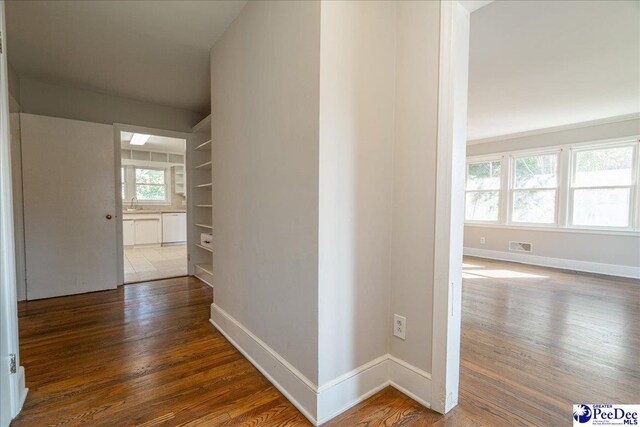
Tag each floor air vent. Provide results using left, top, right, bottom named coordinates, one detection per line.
left=509, top=241, right=532, bottom=253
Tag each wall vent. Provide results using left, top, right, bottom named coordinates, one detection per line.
left=509, top=241, right=532, bottom=253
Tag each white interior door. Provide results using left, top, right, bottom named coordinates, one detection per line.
left=1, top=1, right=25, bottom=422
left=21, top=114, right=117, bottom=300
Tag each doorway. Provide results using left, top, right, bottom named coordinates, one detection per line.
left=116, top=126, right=189, bottom=284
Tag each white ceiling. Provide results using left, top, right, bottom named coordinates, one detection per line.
left=468, top=0, right=640, bottom=141
left=6, top=0, right=247, bottom=114
left=121, top=132, right=185, bottom=153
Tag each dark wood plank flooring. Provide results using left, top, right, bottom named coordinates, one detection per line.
left=11, top=258, right=639, bottom=426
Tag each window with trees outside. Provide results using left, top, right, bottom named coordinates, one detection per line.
left=511, top=153, right=558, bottom=224
left=135, top=168, right=167, bottom=201
left=464, top=139, right=640, bottom=233
left=121, top=167, right=125, bottom=199
left=465, top=159, right=501, bottom=222
left=570, top=144, right=635, bottom=228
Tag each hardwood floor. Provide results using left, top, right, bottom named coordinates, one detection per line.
left=11, top=258, right=639, bottom=426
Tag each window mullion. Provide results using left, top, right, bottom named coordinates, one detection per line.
left=557, top=147, right=571, bottom=227
left=631, top=143, right=640, bottom=230
left=126, top=166, right=135, bottom=201
left=500, top=155, right=510, bottom=224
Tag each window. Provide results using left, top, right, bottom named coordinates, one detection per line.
left=465, top=140, right=640, bottom=232
left=510, top=153, right=558, bottom=224
left=135, top=168, right=167, bottom=201
left=121, top=167, right=126, bottom=199
left=465, top=159, right=501, bottom=222
left=570, top=145, right=635, bottom=228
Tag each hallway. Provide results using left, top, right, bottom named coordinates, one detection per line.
left=11, top=259, right=639, bottom=426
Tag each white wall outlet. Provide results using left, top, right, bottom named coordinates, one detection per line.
left=480, top=236, right=486, bottom=244
left=393, top=314, right=406, bottom=340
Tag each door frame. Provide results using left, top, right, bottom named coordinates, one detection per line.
left=0, top=0, right=27, bottom=423
left=430, top=0, right=492, bottom=414
left=113, top=124, right=191, bottom=285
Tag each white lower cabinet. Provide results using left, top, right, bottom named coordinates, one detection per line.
left=134, top=218, right=161, bottom=245
left=122, top=213, right=163, bottom=246
left=123, top=220, right=135, bottom=246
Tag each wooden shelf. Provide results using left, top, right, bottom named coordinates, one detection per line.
left=192, top=114, right=212, bottom=133
left=190, top=114, right=212, bottom=277
left=194, top=140, right=212, bottom=151
left=195, top=263, right=213, bottom=275
left=194, top=161, right=212, bottom=170
left=195, top=244, right=213, bottom=253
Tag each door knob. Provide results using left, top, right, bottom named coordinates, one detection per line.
left=106, top=214, right=113, bottom=220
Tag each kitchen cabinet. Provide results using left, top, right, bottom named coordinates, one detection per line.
left=122, top=213, right=162, bottom=246
left=123, top=220, right=135, bottom=246
left=134, top=217, right=161, bottom=245
left=162, top=213, right=186, bottom=243
left=122, top=212, right=185, bottom=247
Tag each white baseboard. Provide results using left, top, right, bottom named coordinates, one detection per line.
left=316, top=355, right=389, bottom=425
left=387, top=355, right=432, bottom=408
left=464, top=247, right=640, bottom=279
left=210, top=303, right=433, bottom=426
left=209, top=304, right=318, bottom=425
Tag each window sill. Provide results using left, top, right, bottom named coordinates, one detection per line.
left=464, top=222, right=640, bottom=237
left=123, top=201, right=172, bottom=206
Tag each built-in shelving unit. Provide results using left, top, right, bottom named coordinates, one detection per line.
left=188, top=114, right=213, bottom=289
left=194, top=161, right=212, bottom=169
left=195, top=244, right=213, bottom=253
left=197, top=263, right=213, bottom=275
left=194, top=140, right=212, bottom=151
left=174, top=165, right=186, bottom=196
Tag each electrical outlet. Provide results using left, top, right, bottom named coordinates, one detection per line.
left=393, top=314, right=406, bottom=340
left=480, top=237, right=486, bottom=244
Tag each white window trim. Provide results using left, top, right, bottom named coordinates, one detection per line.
left=464, top=156, right=502, bottom=224
left=567, top=141, right=638, bottom=231
left=122, top=165, right=172, bottom=205
left=507, top=149, right=561, bottom=226
left=465, top=137, right=640, bottom=235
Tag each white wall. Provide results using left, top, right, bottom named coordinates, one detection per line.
left=19, top=78, right=203, bottom=133
left=7, top=64, right=19, bottom=107
left=318, top=0, right=395, bottom=386
left=7, top=64, right=25, bottom=301
left=210, top=0, right=321, bottom=385
left=9, top=108, right=25, bottom=301
left=464, top=226, right=639, bottom=268
left=209, top=1, right=449, bottom=423
left=465, top=117, right=640, bottom=276
left=468, top=116, right=640, bottom=155
left=390, top=0, right=441, bottom=374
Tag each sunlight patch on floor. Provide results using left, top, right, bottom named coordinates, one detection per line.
left=462, top=272, right=485, bottom=279
left=464, top=269, right=547, bottom=279
left=462, top=262, right=484, bottom=269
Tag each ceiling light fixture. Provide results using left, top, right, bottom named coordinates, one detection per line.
left=130, top=133, right=151, bottom=146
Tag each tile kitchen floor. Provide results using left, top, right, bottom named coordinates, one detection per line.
left=124, top=244, right=187, bottom=283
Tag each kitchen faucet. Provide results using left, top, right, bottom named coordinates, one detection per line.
left=130, top=197, right=138, bottom=210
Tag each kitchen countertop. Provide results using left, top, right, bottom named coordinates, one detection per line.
left=122, top=209, right=186, bottom=214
